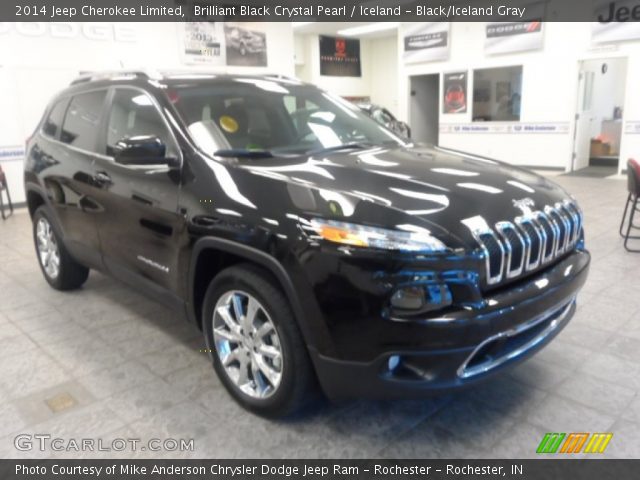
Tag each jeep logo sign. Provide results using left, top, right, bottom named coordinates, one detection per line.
left=0, top=23, right=137, bottom=42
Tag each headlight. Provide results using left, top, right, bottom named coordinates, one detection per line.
left=308, top=219, right=448, bottom=252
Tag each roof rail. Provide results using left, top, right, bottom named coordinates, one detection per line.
left=263, top=73, right=301, bottom=82
left=70, top=69, right=162, bottom=85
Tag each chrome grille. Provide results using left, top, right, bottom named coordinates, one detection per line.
left=495, top=222, right=525, bottom=278
left=464, top=199, right=584, bottom=286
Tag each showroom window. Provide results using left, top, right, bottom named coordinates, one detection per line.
left=106, top=89, right=175, bottom=158
left=60, top=90, right=107, bottom=151
left=42, top=99, right=68, bottom=139
left=472, top=66, right=522, bottom=121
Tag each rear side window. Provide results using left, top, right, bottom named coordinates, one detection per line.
left=42, top=99, right=68, bottom=138
left=60, top=90, right=107, bottom=151
left=106, top=89, right=175, bottom=157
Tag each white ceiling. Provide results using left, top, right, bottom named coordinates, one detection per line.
left=292, top=22, right=399, bottom=39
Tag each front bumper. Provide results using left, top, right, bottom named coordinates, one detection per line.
left=310, top=249, right=589, bottom=400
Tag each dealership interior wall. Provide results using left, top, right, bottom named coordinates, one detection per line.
left=2, top=21, right=640, bottom=202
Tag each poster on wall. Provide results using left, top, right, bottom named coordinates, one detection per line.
left=443, top=72, right=467, bottom=114
left=224, top=23, right=268, bottom=67
left=485, top=21, right=544, bottom=55
left=319, top=36, right=362, bottom=77
left=180, top=22, right=226, bottom=65
left=403, top=23, right=449, bottom=64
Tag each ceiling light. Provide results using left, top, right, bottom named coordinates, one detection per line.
left=337, top=23, right=400, bottom=36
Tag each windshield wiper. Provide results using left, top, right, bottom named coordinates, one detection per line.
left=309, top=142, right=374, bottom=156
left=214, top=149, right=274, bottom=159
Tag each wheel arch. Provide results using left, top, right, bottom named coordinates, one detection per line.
left=26, top=187, right=46, bottom=218
left=188, top=238, right=309, bottom=340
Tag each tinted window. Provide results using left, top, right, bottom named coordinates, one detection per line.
left=61, top=91, right=107, bottom=151
left=472, top=66, right=522, bottom=122
left=42, top=99, right=68, bottom=138
left=106, top=89, right=174, bottom=157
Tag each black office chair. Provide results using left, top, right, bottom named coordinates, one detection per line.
left=0, top=164, right=14, bottom=220
left=619, top=158, right=640, bottom=252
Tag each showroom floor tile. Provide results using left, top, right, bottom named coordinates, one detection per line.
left=0, top=173, right=639, bottom=458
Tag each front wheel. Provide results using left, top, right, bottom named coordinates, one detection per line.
left=32, top=206, right=89, bottom=290
left=202, top=264, right=316, bottom=417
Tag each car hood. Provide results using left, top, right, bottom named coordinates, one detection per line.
left=239, top=145, right=571, bottom=248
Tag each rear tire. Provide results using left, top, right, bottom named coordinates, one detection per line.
left=203, top=264, right=317, bottom=417
left=33, top=206, right=89, bottom=291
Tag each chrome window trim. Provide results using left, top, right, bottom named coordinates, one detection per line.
left=38, top=85, right=183, bottom=171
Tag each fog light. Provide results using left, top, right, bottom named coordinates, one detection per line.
left=390, top=286, right=425, bottom=310
left=390, top=283, right=453, bottom=315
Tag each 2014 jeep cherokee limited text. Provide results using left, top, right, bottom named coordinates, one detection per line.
left=24, top=71, right=590, bottom=417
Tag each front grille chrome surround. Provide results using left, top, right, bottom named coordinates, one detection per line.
left=463, top=199, right=584, bottom=286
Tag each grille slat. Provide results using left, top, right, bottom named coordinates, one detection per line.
left=496, top=222, right=525, bottom=278
left=536, top=212, right=556, bottom=262
left=464, top=199, right=583, bottom=286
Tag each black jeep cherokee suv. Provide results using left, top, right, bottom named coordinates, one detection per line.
left=24, top=71, right=589, bottom=417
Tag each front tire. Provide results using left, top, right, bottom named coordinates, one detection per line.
left=203, top=264, right=316, bottom=417
left=32, top=206, right=89, bottom=291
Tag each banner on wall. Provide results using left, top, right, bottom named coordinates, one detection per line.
left=593, top=0, right=640, bottom=43
left=319, top=36, right=361, bottom=77
left=440, top=122, right=570, bottom=134
left=224, top=23, right=268, bottom=67
left=592, top=22, right=640, bottom=44
left=0, top=146, right=25, bottom=162
left=180, top=22, right=225, bottom=65
left=403, top=23, right=449, bottom=64
left=485, top=21, right=544, bottom=54
left=443, top=72, right=467, bottom=114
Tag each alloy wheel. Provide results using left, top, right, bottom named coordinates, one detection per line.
left=36, top=217, right=60, bottom=279
left=212, top=290, right=283, bottom=398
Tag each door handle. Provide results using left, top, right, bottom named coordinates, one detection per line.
left=94, top=171, right=112, bottom=186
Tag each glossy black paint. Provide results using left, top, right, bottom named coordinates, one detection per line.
left=24, top=73, right=590, bottom=399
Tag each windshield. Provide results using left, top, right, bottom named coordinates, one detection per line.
left=170, top=78, right=407, bottom=156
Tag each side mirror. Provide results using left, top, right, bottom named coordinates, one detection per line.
left=114, top=136, right=178, bottom=168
